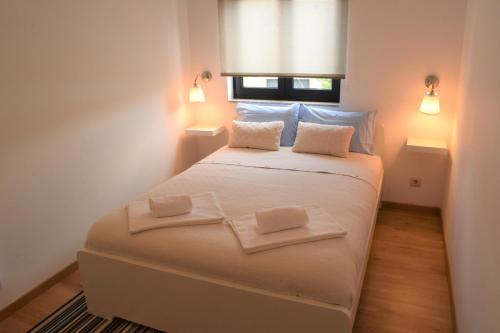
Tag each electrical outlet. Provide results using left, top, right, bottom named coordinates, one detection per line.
left=409, top=177, right=422, bottom=187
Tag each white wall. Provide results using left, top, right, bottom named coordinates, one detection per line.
left=187, top=0, right=466, bottom=207
left=443, top=0, right=500, bottom=332
left=0, top=0, right=196, bottom=309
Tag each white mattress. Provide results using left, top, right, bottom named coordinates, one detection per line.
left=85, top=147, right=383, bottom=309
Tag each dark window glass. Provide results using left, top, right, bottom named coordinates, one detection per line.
left=233, top=76, right=340, bottom=103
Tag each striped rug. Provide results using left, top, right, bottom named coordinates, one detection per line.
left=28, top=292, right=164, bottom=332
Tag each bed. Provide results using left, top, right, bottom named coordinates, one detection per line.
left=78, top=145, right=384, bottom=333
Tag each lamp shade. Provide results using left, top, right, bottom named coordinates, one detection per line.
left=419, top=91, right=440, bottom=115
left=189, top=85, right=205, bottom=103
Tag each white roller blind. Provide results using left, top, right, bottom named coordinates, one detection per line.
left=218, top=0, right=348, bottom=78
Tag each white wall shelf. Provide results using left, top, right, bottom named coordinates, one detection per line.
left=406, top=137, right=448, bottom=155
left=185, top=125, right=225, bottom=137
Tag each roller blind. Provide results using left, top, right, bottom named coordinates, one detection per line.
left=218, top=0, right=348, bottom=78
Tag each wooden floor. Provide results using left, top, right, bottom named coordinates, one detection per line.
left=0, top=205, right=453, bottom=333
left=0, top=270, right=82, bottom=333
left=353, top=205, right=453, bottom=333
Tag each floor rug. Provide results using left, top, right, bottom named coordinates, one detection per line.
left=28, top=292, right=164, bottom=332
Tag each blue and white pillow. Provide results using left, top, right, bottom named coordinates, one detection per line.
left=236, top=103, right=300, bottom=146
left=299, top=104, right=377, bottom=154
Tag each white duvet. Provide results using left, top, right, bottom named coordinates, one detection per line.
left=85, top=147, right=383, bottom=309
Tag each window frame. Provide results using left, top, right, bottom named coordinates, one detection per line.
left=232, top=76, right=341, bottom=103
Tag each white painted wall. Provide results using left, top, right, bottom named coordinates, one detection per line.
left=443, top=0, right=500, bottom=332
left=0, top=0, right=196, bottom=309
left=187, top=0, right=466, bottom=207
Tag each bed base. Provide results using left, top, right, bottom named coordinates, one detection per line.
left=79, top=250, right=351, bottom=333
left=78, top=176, right=382, bottom=333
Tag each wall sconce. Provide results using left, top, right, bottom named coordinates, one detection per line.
left=189, top=70, right=212, bottom=103
left=419, top=75, right=440, bottom=115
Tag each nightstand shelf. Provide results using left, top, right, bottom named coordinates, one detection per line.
left=185, top=125, right=225, bottom=137
left=406, top=137, right=448, bottom=155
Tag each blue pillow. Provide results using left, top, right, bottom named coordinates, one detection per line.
left=236, top=103, right=300, bottom=146
left=299, top=104, right=377, bottom=154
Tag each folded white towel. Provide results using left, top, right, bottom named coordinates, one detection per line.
left=229, top=205, right=346, bottom=254
left=255, top=206, right=309, bottom=234
left=128, top=192, right=225, bottom=234
left=149, top=194, right=192, bottom=218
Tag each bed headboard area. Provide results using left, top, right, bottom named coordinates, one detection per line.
left=234, top=102, right=384, bottom=159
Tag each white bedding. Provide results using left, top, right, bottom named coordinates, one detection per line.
left=85, top=147, right=383, bottom=309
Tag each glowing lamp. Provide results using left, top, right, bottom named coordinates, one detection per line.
left=419, top=75, right=440, bottom=115
left=189, top=70, right=212, bottom=103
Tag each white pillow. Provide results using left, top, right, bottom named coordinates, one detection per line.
left=292, top=122, right=355, bottom=158
left=229, top=120, right=284, bottom=151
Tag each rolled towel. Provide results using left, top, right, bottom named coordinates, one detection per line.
left=255, top=206, right=309, bottom=234
left=149, top=194, right=192, bottom=218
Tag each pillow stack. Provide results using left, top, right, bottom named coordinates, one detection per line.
left=229, top=102, right=377, bottom=157
left=236, top=103, right=299, bottom=146
left=298, top=104, right=377, bottom=155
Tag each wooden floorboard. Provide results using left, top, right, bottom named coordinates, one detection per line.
left=0, top=206, right=453, bottom=333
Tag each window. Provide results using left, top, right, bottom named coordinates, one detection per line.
left=232, top=77, right=341, bottom=103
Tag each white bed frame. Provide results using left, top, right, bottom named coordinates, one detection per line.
left=78, top=126, right=385, bottom=333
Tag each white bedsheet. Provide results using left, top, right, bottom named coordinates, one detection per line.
left=85, top=147, right=383, bottom=309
